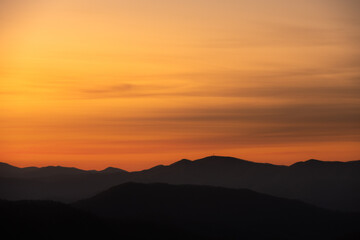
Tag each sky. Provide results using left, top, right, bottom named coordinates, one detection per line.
left=0, top=0, right=359, bottom=170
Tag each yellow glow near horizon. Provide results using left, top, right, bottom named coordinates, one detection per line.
left=0, top=0, right=359, bottom=170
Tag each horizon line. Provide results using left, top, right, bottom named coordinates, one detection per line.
left=1, top=155, right=359, bottom=172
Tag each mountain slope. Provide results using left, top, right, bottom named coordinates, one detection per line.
left=0, top=199, right=202, bottom=240
left=74, top=182, right=360, bottom=240
left=0, top=162, right=127, bottom=178
left=0, top=173, right=130, bottom=202
left=1, top=156, right=359, bottom=211
left=0, top=199, right=108, bottom=240
left=131, top=156, right=285, bottom=187
left=130, top=156, right=360, bottom=211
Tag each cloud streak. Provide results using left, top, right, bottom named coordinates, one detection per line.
left=1, top=0, right=359, bottom=169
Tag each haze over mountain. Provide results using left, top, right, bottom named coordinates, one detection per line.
left=2, top=183, right=359, bottom=240
left=73, top=182, right=360, bottom=239
left=2, top=1, right=358, bottom=239
left=0, top=162, right=127, bottom=178
left=1, top=156, right=359, bottom=211
left=0, top=198, right=200, bottom=240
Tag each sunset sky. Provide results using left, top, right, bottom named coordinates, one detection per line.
left=1, top=0, right=359, bottom=170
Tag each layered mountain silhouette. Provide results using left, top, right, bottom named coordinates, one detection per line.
left=1, top=156, right=359, bottom=211
left=0, top=162, right=127, bottom=178
left=0, top=199, right=108, bottom=240
left=73, top=182, right=360, bottom=239
left=0, top=198, right=200, bottom=240
left=2, top=183, right=359, bottom=240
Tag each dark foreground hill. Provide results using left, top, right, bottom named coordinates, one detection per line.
left=0, top=199, right=108, bottom=240
left=1, top=183, right=359, bottom=240
left=73, top=182, right=360, bottom=240
left=130, top=156, right=360, bottom=212
left=0, top=198, right=205, bottom=240
left=1, top=156, right=359, bottom=211
left=0, top=162, right=130, bottom=202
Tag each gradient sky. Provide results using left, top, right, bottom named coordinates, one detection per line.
left=1, top=0, right=359, bottom=170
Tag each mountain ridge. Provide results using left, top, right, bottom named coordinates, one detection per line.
left=73, top=182, right=360, bottom=240
left=3, top=183, right=360, bottom=240
left=2, top=155, right=359, bottom=172
left=0, top=155, right=360, bottom=173
left=1, top=155, right=359, bottom=211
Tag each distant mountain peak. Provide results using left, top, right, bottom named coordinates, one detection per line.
left=195, top=155, right=250, bottom=164
left=306, top=159, right=322, bottom=162
left=200, top=155, right=233, bottom=159
left=43, top=165, right=81, bottom=170
left=101, top=167, right=127, bottom=173
left=145, top=164, right=166, bottom=172
left=291, top=159, right=324, bottom=167
left=170, top=159, right=192, bottom=166
left=0, top=162, right=17, bottom=168
left=167, top=156, right=252, bottom=168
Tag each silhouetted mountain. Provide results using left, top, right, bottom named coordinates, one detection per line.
left=0, top=162, right=127, bottom=178
left=100, top=167, right=128, bottom=174
left=2, top=179, right=359, bottom=239
left=0, top=162, right=38, bottom=178
left=0, top=163, right=130, bottom=202
left=0, top=199, right=108, bottom=240
left=1, top=156, right=359, bottom=211
left=0, top=199, right=202, bottom=240
left=73, top=182, right=360, bottom=240
left=130, top=156, right=360, bottom=212
left=132, top=156, right=285, bottom=186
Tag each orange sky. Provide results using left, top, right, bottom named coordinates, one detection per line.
left=0, top=0, right=359, bottom=170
